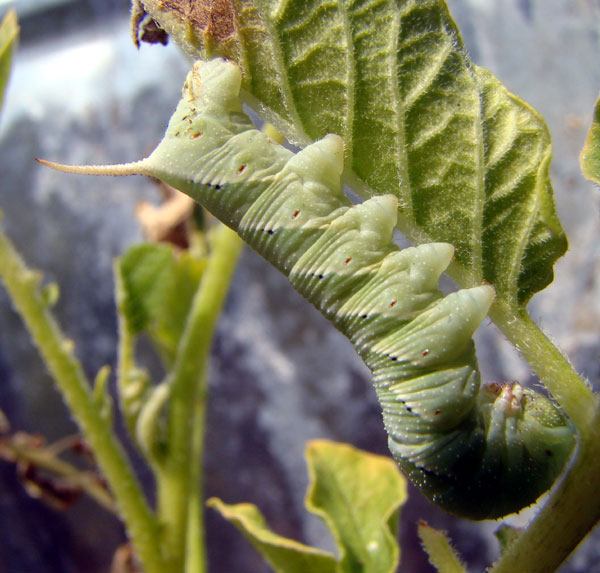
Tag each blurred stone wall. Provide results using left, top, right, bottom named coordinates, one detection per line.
left=0, top=0, right=598, bottom=571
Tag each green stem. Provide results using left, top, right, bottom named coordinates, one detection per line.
left=0, top=227, right=165, bottom=572
left=491, top=413, right=600, bottom=573
left=157, top=224, right=243, bottom=570
left=186, top=372, right=207, bottom=573
left=489, top=301, right=597, bottom=434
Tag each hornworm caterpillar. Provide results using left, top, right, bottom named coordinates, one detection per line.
left=40, top=59, right=575, bottom=520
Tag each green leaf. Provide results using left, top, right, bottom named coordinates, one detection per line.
left=474, top=66, right=567, bottom=306
left=417, top=521, right=466, bottom=573
left=117, top=243, right=205, bottom=365
left=0, top=9, right=18, bottom=115
left=114, top=242, right=204, bottom=438
left=92, top=365, right=113, bottom=422
left=207, top=498, right=338, bottom=573
left=580, top=95, right=600, bottom=185
left=141, top=0, right=566, bottom=308
left=305, top=440, right=407, bottom=573
left=494, top=524, right=522, bottom=555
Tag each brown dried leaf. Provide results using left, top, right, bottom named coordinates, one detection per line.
left=136, top=183, right=195, bottom=246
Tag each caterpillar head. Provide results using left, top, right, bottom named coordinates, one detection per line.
left=481, top=382, right=576, bottom=478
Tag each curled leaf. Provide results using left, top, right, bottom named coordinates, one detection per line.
left=580, top=95, right=600, bottom=185
left=305, top=440, right=407, bottom=573
left=207, top=498, right=337, bottom=573
left=92, top=365, right=113, bottom=422
left=135, top=382, right=171, bottom=465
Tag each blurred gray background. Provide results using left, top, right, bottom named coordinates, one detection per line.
left=0, top=0, right=598, bottom=571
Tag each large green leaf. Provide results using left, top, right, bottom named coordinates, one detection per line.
left=581, top=95, right=600, bottom=185
left=305, top=440, right=406, bottom=573
left=138, top=0, right=566, bottom=307
left=0, top=9, right=18, bottom=114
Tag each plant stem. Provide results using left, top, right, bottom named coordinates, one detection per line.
left=114, top=259, right=151, bottom=439
left=491, top=413, right=600, bottom=573
left=186, top=374, right=207, bottom=573
left=1, top=435, right=117, bottom=513
left=157, top=224, right=243, bottom=571
left=0, top=227, right=165, bottom=572
left=489, top=300, right=597, bottom=434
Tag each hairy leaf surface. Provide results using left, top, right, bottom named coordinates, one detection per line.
left=417, top=522, right=466, bottom=573
left=139, top=0, right=566, bottom=307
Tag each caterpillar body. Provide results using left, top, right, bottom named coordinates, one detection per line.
left=41, top=59, right=575, bottom=520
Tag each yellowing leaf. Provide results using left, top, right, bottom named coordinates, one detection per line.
left=208, top=441, right=406, bottom=572
left=305, top=440, right=407, bottom=573
left=207, top=498, right=337, bottom=573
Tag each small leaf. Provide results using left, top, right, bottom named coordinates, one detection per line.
left=0, top=9, right=18, bottom=114
left=92, top=365, right=113, bottom=422
left=580, top=95, right=600, bottom=185
left=117, top=243, right=205, bottom=365
left=494, top=524, right=522, bottom=555
left=305, top=440, right=407, bottom=573
left=135, top=382, right=170, bottom=465
left=207, top=498, right=337, bottom=573
left=417, top=521, right=466, bottom=573
left=40, top=282, right=60, bottom=308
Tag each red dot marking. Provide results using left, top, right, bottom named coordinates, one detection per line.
left=237, top=164, right=247, bottom=174
left=344, top=257, right=352, bottom=264
left=191, top=131, right=203, bottom=139
left=434, top=409, right=442, bottom=415
left=292, top=209, right=301, bottom=219
left=421, top=349, right=430, bottom=357
left=389, top=299, right=397, bottom=308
